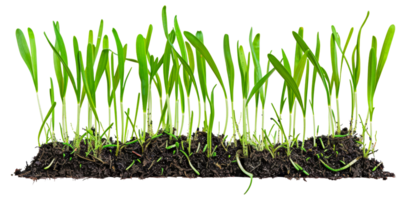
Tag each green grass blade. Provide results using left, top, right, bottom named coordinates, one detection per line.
left=331, top=26, right=342, bottom=51
left=168, top=51, right=181, bottom=95
left=268, top=54, right=304, bottom=112
left=78, top=51, right=100, bottom=122
left=223, top=34, right=234, bottom=102
left=38, top=102, right=57, bottom=146
left=49, top=22, right=73, bottom=100
left=293, top=53, right=307, bottom=86
left=163, top=31, right=174, bottom=93
left=237, top=44, right=248, bottom=97
left=330, top=33, right=340, bottom=98
left=176, top=49, right=201, bottom=105
left=95, top=50, right=109, bottom=88
left=246, top=68, right=276, bottom=105
left=145, top=23, right=155, bottom=54
left=41, top=31, right=80, bottom=99
left=136, top=34, right=149, bottom=113
left=124, top=66, right=134, bottom=94
left=16, top=29, right=36, bottom=91
left=269, top=102, right=279, bottom=118
left=279, top=83, right=287, bottom=114
left=112, top=28, right=125, bottom=98
left=341, top=26, right=356, bottom=66
left=184, top=31, right=227, bottom=98
left=148, top=56, right=158, bottom=79
left=292, top=31, right=331, bottom=105
left=86, top=44, right=96, bottom=105
left=73, top=36, right=82, bottom=101
left=27, top=28, right=38, bottom=91
left=160, top=4, right=170, bottom=40
left=375, top=25, right=395, bottom=92
left=279, top=47, right=295, bottom=112
left=174, top=16, right=190, bottom=95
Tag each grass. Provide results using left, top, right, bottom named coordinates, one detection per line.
left=15, top=6, right=395, bottom=194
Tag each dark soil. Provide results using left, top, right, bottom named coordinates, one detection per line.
left=14, top=128, right=395, bottom=180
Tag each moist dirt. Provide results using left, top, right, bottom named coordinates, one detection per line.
left=9, top=119, right=398, bottom=186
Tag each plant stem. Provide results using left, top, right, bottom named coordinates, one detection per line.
left=119, top=101, right=126, bottom=143
left=293, top=101, right=297, bottom=138
left=62, top=97, right=68, bottom=143
left=353, top=91, right=358, bottom=133
left=311, top=112, right=317, bottom=147
left=106, top=106, right=113, bottom=139
left=335, top=97, right=342, bottom=126
left=197, top=100, right=201, bottom=130
left=281, top=112, right=294, bottom=143
left=175, top=99, right=179, bottom=136
left=75, top=103, right=81, bottom=149
left=336, top=98, right=341, bottom=134
left=186, top=96, right=194, bottom=136
left=222, top=98, right=231, bottom=136
left=229, top=102, right=237, bottom=146
left=242, top=98, right=248, bottom=157
left=34, top=91, right=44, bottom=129
left=301, top=116, right=308, bottom=148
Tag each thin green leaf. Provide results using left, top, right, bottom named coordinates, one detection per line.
left=27, top=28, right=38, bottom=91
left=38, top=102, right=57, bottom=146
left=184, top=31, right=228, bottom=98
left=145, top=24, right=153, bottom=57
left=331, top=26, right=341, bottom=51
left=16, top=28, right=37, bottom=91
left=246, top=68, right=276, bottom=105
left=268, top=54, right=304, bottom=112
left=269, top=102, right=279, bottom=118
left=41, top=31, right=80, bottom=97
left=341, top=26, right=356, bottom=66
left=160, top=4, right=170, bottom=40
left=112, top=28, right=125, bottom=100
left=292, top=31, right=331, bottom=105
left=375, top=25, right=395, bottom=92
left=95, top=49, right=109, bottom=88
left=52, top=22, right=69, bottom=98
left=136, top=34, right=149, bottom=113
left=169, top=41, right=202, bottom=102
left=86, top=43, right=95, bottom=104
left=293, top=53, right=307, bottom=86
left=330, top=33, right=340, bottom=97
left=124, top=66, right=134, bottom=94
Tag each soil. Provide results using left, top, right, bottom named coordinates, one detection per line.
left=14, top=128, right=395, bottom=181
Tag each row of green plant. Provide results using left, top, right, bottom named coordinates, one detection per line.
left=16, top=7, right=395, bottom=193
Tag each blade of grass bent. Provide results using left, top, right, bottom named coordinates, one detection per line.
left=170, top=40, right=207, bottom=105
left=281, top=50, right=295, bottom=112
left=73, top=36, right=82, bottom=101
left=41, top=31, right=80, bottom=98
left=341, top=26, right=356, bottom=66
left=38, top=102, right=57, bottom=146
left=52, top=22, right=69, bottom=98
left=246, top=68, right=276, bottom=105
left=292, top=32, right=331, bottom=105
left=78, top=51, right=100, bottom=122
left=293, top=53, right=307, bottom=87
left=182, top=31, right=229, bottom=99
left=112, top=28, right=125, bottom=100
left=330, top=34, right=340, bottom=97
left=268, top=54, right=304, bottom=112
left=95, top=50, right=109, bottom=88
